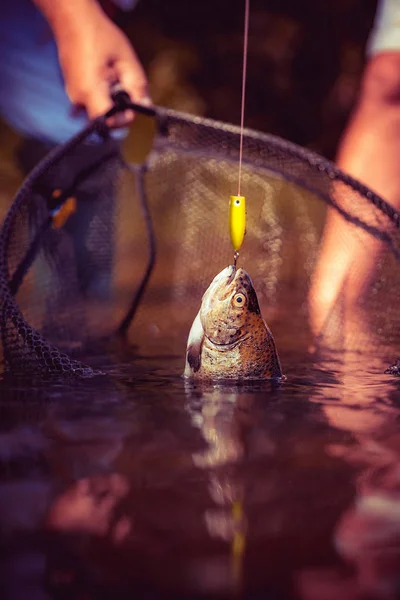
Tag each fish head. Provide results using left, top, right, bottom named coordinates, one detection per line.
left=200, top=265, right=261, bottom=346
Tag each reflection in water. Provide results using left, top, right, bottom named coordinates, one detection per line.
left=336, top=461, right=400, bottom=600
left=185, top=382, right=254, bottom=593
left=298, top=352, right=400, bottom=600
left=0, top=351, right=400, bottom=598
left=47, top=473, right=131, bottom=541
left=299, top=454, right=400, bottom=600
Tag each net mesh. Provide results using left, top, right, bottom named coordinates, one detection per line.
left=1, top=104, right=399, bottom=377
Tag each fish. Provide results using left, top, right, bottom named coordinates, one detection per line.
left=184, top=265, right=282, bottom=381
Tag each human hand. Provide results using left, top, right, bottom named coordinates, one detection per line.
left=54, top=2, right=150, bottom=126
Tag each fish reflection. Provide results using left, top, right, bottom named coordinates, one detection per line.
left=189, top=389, right=246, bottom=468
left=185, top=380, right=278, bottom=591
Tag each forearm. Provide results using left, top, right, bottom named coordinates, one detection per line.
left=32, top=0, right=148, bottom=118
left=32, top=0, right=104, bottom=39
left=337, top=54, right=400, bottom=208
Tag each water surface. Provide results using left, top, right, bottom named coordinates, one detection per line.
left=1, top=346, right=400, bottom=600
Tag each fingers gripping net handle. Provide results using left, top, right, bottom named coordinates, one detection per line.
left=108, top=85, right=157, bottom=118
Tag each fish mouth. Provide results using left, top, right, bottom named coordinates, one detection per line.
left=227, top=266, right=249, bottom=287
left=205, top=333, right=249, bottom=351
left=221, top=266, right=249, bottom=299
left=226, top=265, right=236, bottom=285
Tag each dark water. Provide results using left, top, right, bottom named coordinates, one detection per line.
left=1, top=347, right=400, bottom=600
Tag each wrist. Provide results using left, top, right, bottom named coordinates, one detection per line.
left=33, top=0, right=105, bottom=41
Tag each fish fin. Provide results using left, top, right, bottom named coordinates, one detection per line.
left=185, top=312, right=204, bottom=373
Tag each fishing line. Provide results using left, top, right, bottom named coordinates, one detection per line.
left=228, top=2, right=250, bottom=587
left=238, top=0, right=250, bottom=197
left=229, top=0, right=250, bottom=266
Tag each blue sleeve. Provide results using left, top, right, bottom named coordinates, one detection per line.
left=0, top=0, right=129, bottom=144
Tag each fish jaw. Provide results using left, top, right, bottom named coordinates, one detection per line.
left=201, top=265, right=236, bottom=314
left=198, top=317, right=282, bottom=381
left=185, top=315, right=283, bottom=382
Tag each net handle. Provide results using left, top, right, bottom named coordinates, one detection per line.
left=107, top=84, right=157, bottom=119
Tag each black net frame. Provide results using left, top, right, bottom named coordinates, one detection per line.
left=1, top=93, right=399, bottom=378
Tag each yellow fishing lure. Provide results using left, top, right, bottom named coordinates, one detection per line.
left=229, top=195, right=246, bottom=252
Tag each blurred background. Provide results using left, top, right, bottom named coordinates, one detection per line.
left=0, top=0, right=378, bottom=214
left=126, top=0, right=377, bottom=158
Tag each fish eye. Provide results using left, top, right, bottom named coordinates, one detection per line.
left=233, top=293, right=246, bottom=307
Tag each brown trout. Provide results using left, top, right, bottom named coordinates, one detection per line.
left=184, top=266, right=282, bottom=381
